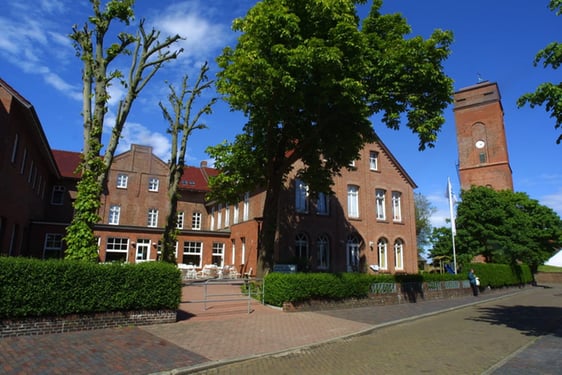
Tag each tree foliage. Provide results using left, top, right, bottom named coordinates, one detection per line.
left=517, top=0, right=562, bottom=144
left=159, top=63, right=217, bottom=263
left=208, top=0, right=453, bottom=276
left=415, top=192, right=437, bottom=253
left=64, top=0, right=182, bottom=261
left=454, top=186, right=562, bottom=273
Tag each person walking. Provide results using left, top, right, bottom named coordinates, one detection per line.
left=468, top=268, right=479, bottom=296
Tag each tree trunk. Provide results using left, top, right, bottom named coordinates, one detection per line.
left=257, top=168, right=284, bottom=278
left=161, top=165, right=182, bottom=263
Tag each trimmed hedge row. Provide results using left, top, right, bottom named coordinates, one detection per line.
left=263, top=263, right=533, bottom=307
left=469, top=263, right=533, bottom=288
left=0, top=257, right=182, bottom=318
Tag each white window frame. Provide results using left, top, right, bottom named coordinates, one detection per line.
left=394, top=239, right=404, bottom=270
left=347, top=235, right=361, bottom=272
left=316, top=192, right=329, bottom=215
left=295, top=179, right=309, bottom=213
left=296, top=232, right=309, bottom=261
left=105, top=237, right=129, bottom=262
left=148, top=177, right=159, bottom=192
left=177, top=212, right=184, bottom=229
left=231, top=239, right=236, bottom=265
left=217, top=204, right=222, bottom=229
left=11, top=134, right=19, bottom=164
left=182, top=241, right=203, bottom=267
left=316, top=234, right=329, bottom=270
left=135, top=239, right=151, bottom=262
left=51, top=185, right=65, bottom=205
left=233, top=204, right=239, bottom=224
left=210, top=207, right=215, bottom=231
left=347, top=185, right=359, bottom=218
left=20, top=148, right=27, bottom=174
left=243, top=192, right=249, bottom=221
left=224, top=205, right=230, bottom=228
left=28, top=161, right=34, bottom=183
left=378, top=238, right=388, bottom=270
left=147, top=208, right=158, bottom=227
left=109, top=205, right=121, bottom=225
left=212, top=242, right=225, bottom=266
left=192, top=211, right=202, bottom=230
left=43, top=233, right=63, bottom=259
left=241, top=237, right=246, bottom=265
left=376, top=189, right=386, bottom=220
left=392, top=191, right=402, bottom=222
left=369, top=151, right=379, bottom=171
left=116, top=173, right=128, bottom=189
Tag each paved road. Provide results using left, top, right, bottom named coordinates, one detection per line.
left=2, top=284, right=561, bottom=374
left=183, top=285, right=562, bottom=375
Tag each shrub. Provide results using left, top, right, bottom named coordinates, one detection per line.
left=0, top=257, right=181, bottom=318
left=263, top=264, right=532, bottom=307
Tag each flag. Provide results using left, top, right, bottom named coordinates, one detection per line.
left=447, top=177, right=457, bottom=236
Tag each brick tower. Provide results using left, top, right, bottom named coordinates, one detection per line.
left=453, top=81, right=513, bottom=191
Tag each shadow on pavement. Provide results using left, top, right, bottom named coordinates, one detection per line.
left=470, top=304, right=562, bottom=338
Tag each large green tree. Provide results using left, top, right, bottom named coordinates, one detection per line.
left=159, top=63, right=217, bottom=263
left=64, top=0, right=182, bottom=261
left=207, top=0, right=453, bottom=276
left=517, top=0, right=562, bottom=144
left=454, top=186, right=562, bottom=273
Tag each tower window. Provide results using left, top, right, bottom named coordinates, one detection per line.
left=479, top=152, right=486, bottom=163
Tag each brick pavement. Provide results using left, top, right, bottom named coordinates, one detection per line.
left=0, top=282, right=558, bottom=375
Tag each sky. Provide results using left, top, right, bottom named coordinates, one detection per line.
left=1, top=0, right=561, bottom=230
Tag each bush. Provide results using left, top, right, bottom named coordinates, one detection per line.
left=263, top=264, right=533, bottom=307
left=467, top=263, right=533, bottom=288
left=0, top=257, right=181, bottom=318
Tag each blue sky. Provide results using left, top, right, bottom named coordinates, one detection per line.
left=1, top=0, right=561, bottom=229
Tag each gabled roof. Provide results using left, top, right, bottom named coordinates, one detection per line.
left=52, top=150, right=82, bottom=179
left=0, top=77, right=60, bottom=178
left=178, top=165, right=215, bottom=192
left=374, top=134, right=418, bottom=189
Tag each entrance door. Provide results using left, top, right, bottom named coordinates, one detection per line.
left=135, top=239, right=150, bottom=262
left=346, top=234, right=361, bottom=272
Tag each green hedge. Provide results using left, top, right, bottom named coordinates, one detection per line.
left=467, top=263, right=533, bottom=288
left=263, top=263, right=533, bottom=307
left=0, top=257, right=181, bottom=318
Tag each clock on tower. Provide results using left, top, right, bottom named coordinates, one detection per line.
left=453, top=81, right=513, bottom=191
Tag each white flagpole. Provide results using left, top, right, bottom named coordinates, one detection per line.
left=448, top=177, right=457, bottom=274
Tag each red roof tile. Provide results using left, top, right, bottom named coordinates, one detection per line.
left=52, top=150, right=82, bottom=179
left=179, top=165, right=214, bottom=192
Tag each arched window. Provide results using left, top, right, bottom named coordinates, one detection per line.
left=347, top=234, right=361, bottom=272
left=295, top=233, right=309, bottom=261
left=394, top=239, right=404, bottom=270
left=316, top=234, right=330, bottom=270
left=378, top=238, right=388, bottom=270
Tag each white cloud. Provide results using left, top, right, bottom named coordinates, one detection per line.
left=43, top=72, right=82, bottom=100
left=151, top=1, right=232, bottom=67
left=541, top=188, right=562, bottom=218
left=113, top=121, right=171, bottom=161
left=0, top=2, right=80, bottom=100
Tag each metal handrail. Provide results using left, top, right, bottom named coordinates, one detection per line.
left=187, top=279, right=264, bottom=314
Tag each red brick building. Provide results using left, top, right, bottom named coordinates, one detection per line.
left=1, top=78, right=419, bottom=275
left=0, top=79, right=61, bottom=257
left=453, top=81, right=513, bottom=191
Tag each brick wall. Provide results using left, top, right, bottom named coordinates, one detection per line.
left=283, top=282, right=485, bottom=312
left=0, top=310, right=177, bottom=338
left=535, top=272, right=562, bottom=284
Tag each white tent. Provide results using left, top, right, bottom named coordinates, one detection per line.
left=545, top=249, right=562, bottom=267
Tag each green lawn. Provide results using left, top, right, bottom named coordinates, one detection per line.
left=538, top=264, right=562, bottom=273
